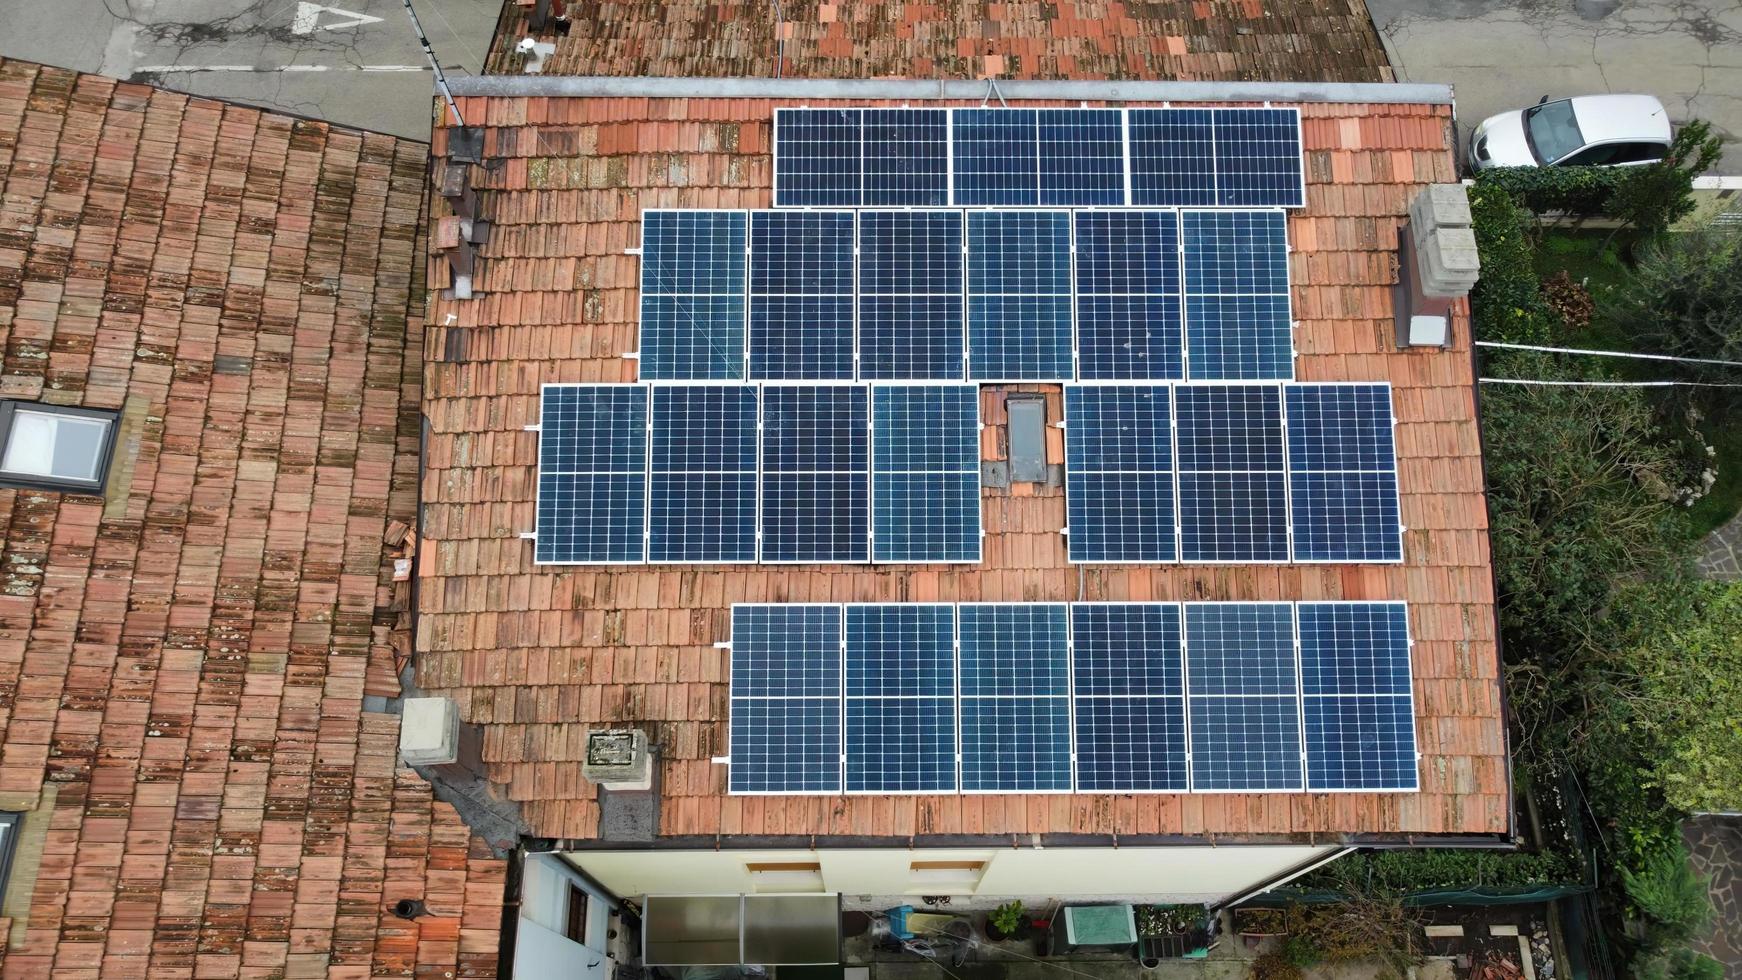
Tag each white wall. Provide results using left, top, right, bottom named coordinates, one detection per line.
left=562, top=844, right=1339, bottom=908
left=514, top=853, right=617, bottom=980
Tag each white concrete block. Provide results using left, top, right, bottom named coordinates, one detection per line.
left=399, top=697, right=459, bottom=766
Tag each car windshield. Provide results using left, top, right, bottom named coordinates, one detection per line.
left=1524, top=100, right=1585, bottom=163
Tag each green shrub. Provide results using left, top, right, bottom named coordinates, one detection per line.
left=1302, top=847, right=1583, bottom=893
left=1476, top=166, right=1628, bottom=216
left=1605, top=121, right=1724, bottom=241
left=1281, top=934, right=1324, bottom=969
left=1620, top=844, right=1711, bottom=948
left=1634, top=947, right=1724, bottom=980
left=1602, top=223, right=1742, bottom=376
left=1469, top=187, right=1557, bottom=343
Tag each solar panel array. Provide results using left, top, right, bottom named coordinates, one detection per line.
left=727, top=601, right=1419, bottom=794
left=1064, top=383, right=1403, bottom=564
left=773, top=107, right=1305, bottom=208
left=639, top=207, right=1293, bottom=383
left=536, top=384, right=981, bottom=564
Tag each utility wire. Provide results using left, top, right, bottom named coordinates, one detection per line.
left=1474, top=340, right=1742, bottom=370
left=1478, top=378, right=1742, bottom=389
left=399, top=0, right=464, bottom=126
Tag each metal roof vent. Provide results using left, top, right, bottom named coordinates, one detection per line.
left=583, top=728, right=652, bottom=790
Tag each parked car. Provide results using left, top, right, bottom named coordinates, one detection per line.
left=1467, top=94, right=1672, bottom=171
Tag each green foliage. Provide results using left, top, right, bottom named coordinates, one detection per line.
left=1479, top=352, right=1690, bottom=654
left=1634, top=947, right=1725, bottom=980
left=1603, top=224, right=1742, bottom=374
left=1250, top=951, right=1304, bottom=980
left=1476, top=165, right=1629, bottom=216
left=1280, top=934, right=1324, bottom=969
left=1284, top=898, right=1425, bottom=980
left=1136, top=903, right=1205, bottom=936
left=1606, top=121, right=1724, bottom=239
left=1469, top=188, right=1557, bottom=343
left=1306, top=847, right=1584, bottom=893
left=1620, top=844, right=1711, bottom=948
left=989, top=900, right=1025, bottom=935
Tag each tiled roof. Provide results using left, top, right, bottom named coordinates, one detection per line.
left=418, top=95, right=1509, bottom=843
left=485, top=0, right=1393, bottom=83
left=0, top=59, right=502, bottom=977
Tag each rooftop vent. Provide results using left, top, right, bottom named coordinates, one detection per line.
left=583, top=729, right=652, bottom=790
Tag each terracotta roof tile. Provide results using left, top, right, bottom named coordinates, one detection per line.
left=0, top=58, right=502, bottom=978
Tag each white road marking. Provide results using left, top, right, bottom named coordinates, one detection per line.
left=290, top=2, right=385, bottom=35
left=135, top=65, right=429, bottom=73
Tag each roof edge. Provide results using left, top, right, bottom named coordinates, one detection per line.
left=443, top=76, right=1454, bottom=105
left=534, top=832, right=1515, bottom=852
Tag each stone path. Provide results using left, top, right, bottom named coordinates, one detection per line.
left=1698, top=512, right=1742, bottom=580
left=1683, top=814, right=1742, bottom=974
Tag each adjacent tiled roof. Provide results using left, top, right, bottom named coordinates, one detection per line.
left=485, top=0, right=1393, bottom=83
left=418, top=95, right=1508, bottom=843
left=0, top=59, right=502, bottom=977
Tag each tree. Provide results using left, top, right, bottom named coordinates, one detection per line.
left=1603, top=223, right=1742, bottom=373
left=1605, top=120, right=1723, bottom=245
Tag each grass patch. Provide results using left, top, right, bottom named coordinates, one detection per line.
left=1531, top=230, right=1635, bottom=354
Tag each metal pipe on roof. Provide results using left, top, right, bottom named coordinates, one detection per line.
left=441, top=75, right=1455, bottom=105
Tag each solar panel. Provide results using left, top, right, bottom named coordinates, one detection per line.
left=966, top=211, right=1074, bottom=381
left=858, top=211, right=965, bottom=380
left=729, top=605, right=843, bottom=793
left=953, top=108, right=1040, bottom=206
left=1181, top=209, right=1292, bottom=381
left=1070, top=604, right=1187, bottom=791
left=844, top=604, right=957, bottom=792
left=1127, top=108, right=1216, bottom=207
left=536, top=385, right=648, bottom=564
left=863, top=108, right=949, bottom=206
left=1184, top=602, right=1303, bottom=791
left=1129, top=108, right=1304, bottom=208
left=1074, top=210, right=1183, bottom=381
left=1174, top=385, right=1288, bottom=562
left=760, top=385, right=870, bottom=563
left=1286, top=384, right=1404, bottom=562
left=772, top=108, right=860, bottom=207
left=748, top=211, right=855, bottom=380
left=1212, top=108, right=1306, bottom=208
left=957, top=604, right=1072, bottom=791
left=1039, top=109, right=1126, bottom=206
left=1064, top=386, right=1177, bottom=563
left=1298, top=602, right=1417, bottom=791
left=871, top=385, right=981, bottom=563
left=639, top=210, right=748, bottom=380
left=648, top=386, right=758, bottom=563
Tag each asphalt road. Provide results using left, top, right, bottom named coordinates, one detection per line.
left=0, top=0, right=501, bottom=140
left=1365, top=0, right=1742, bottom=173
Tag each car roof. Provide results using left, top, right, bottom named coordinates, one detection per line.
left=1567, top=94, right=1673, bottom=144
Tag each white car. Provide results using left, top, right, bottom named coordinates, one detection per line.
left=1467, top=94, right=1672, bottom=171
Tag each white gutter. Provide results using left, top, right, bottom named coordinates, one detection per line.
left=442, top=75, right=1455, bottom=105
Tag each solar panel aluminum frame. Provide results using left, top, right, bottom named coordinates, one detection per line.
left=954, top=601, right=1076, bottom=795
left=1067, top=601, right=1189, bottom=794
left=647, top=383, right=763, bottom=566
left=1207, top=107, right=1307, bottom=210
left=841, top=602, right=962, bottom=795
left=1285, top=382, right=1406, bottom=565
left=747, top=209, right=859, bottom=383
left=1298, top=599, right=1421, bottom=793
left=855, top=208, right=969, bottom=382
left=1060, top=384, right=1181, bottom=564
left=1178, top=207, right=1297, bottom=382
left=867, top=383, right=984, bottom=565
left=757, top=383, right=873, bottom=566
left=533, top=382, right=651, bottom=566
left=727, top=603, right=847, bottom=795
left=1173, top=381, right=1295, bottom=565
left=1126, top=107, right=1307, bottom=209
left=1181, top=600, right=1305, bottom=794
left=638, top=208, right=752, bottom=382
left=963, top=209, right=1079, bottom=384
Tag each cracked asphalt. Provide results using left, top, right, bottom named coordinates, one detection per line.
left=1366, top=0, right=1742, bottom=172
left=0, top=0, right=500, bottom=140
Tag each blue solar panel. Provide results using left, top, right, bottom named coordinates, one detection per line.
left=536, top=385, right=648, bottom=563
left=1182, top=210, right=1292, bottom=381
left=760, top=386, right=869, bottom=563
left=872, top=386, right=981, bottom=563
left=647, top=386, right=758, bottom=563
left=863, top=108, right=949, bottom=206
left=1075, top=210, right=1183, bottom=381
left=858, top=211, right=965, bottom=380
left=1212, top=108, right=1305, bottom=208
left=1064, top=386, right=1177, bottom=563
left=844, top=604, right=957, bottom=792
left=1127, top=108, right=1216, bottom=206
left=1039, top=109, right=1125, bottom=206
left=748, top=211, right=855, bottom=380
left=958, top=604, right=1071, bottom=791
left=966, top=211, right=1073, bottom=381
left=640, top=211, right=747, bottom=380
left=1285, top=384, right=1403, bottom=562
left=1174, top=385, right=1288, bottom=562
left=953, top=108, right=1039, bottom=206
left=773, top=108, right=860, bottom=207
left=1298, top=601, right=1416, bottom=791
left=1070, top=604, right=1187, bottom=791
left=729, top=605, right=843, bottom=793
left=1184, top=603, right=1302, bottom=791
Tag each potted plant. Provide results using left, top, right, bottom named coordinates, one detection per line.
left=985, top=900, right=1027, bottom=942
left=1234, top=907, right=1288, bottom=937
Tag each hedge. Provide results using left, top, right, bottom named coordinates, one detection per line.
left=1301, top=847, right=1585, bottom=893
left=1468, top=185, right=1557, bottom=343
left=1474, top=166, right=1629, bottom=217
